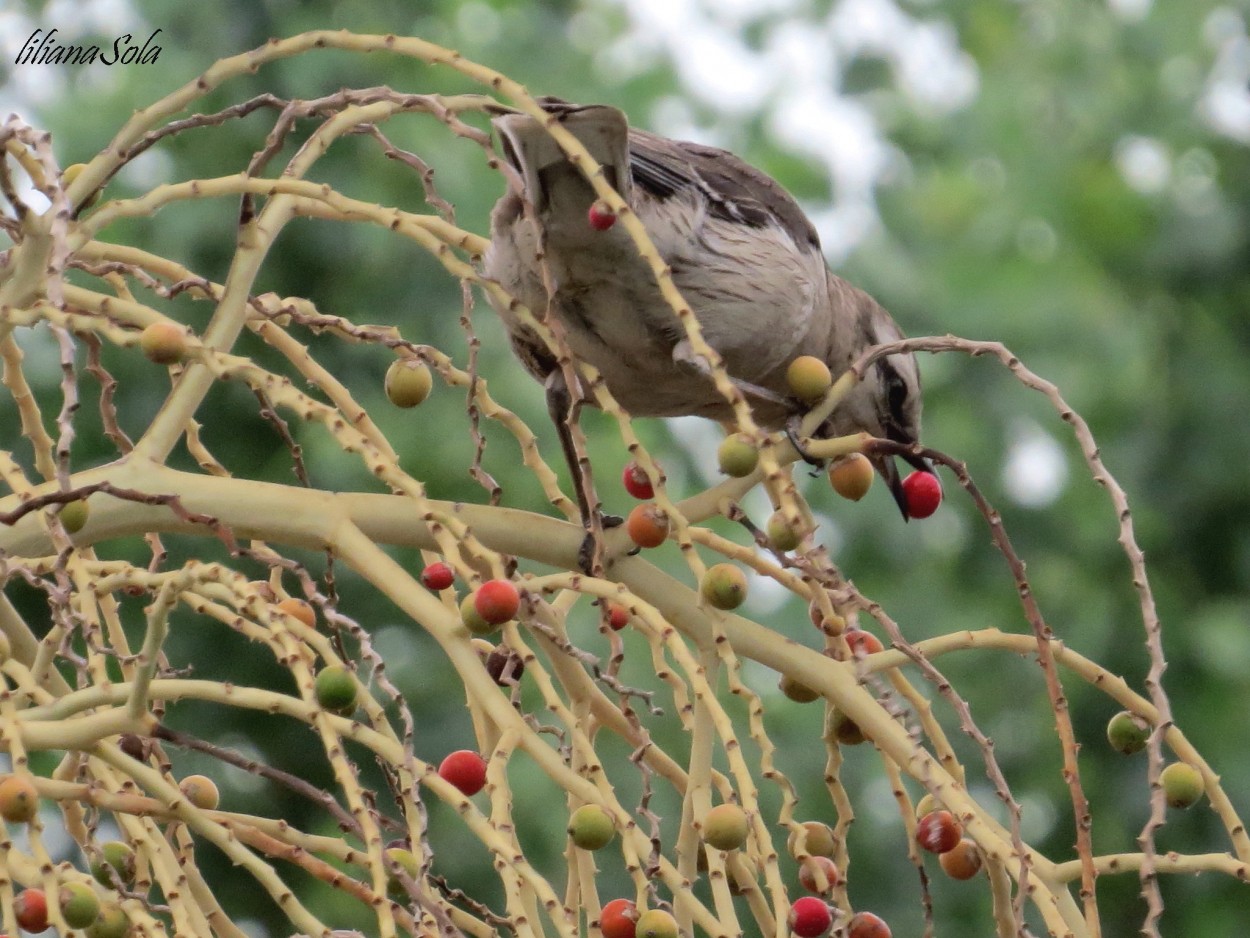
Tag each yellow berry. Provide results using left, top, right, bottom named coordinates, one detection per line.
left=786, top=356, right=833, bottom=402
left=568, top=803, right=616, bottom=850
left=701, top=563, right=748, bottom=611
left=717, top=433, right=759, bottom=477
left=179, top=774, right=219, bottom=810
left=139, top=322, right=188, bottom=364
left=701, top=803, right=749, bottom=851
left=385, top=360, right=434, bottom=407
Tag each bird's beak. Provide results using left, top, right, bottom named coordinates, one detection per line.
left=872, top=453, right=934, bottom=521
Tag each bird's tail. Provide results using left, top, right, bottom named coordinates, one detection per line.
left=492, top=101, right=631, bottom=226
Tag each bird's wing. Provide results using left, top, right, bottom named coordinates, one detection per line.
left=627, top=129, right=821, bottom=252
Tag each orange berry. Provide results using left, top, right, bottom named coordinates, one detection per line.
left=276, top=598, right=316, bottom=628
left=626, top=503, right=669, bottom=548
left=139, top=322, right=188, bottom=364
left=828, top=453, right=874, bottom=501
left=939, top=839, right=983, bottom=880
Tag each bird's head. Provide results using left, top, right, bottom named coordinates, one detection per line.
left=860, top=349, right=933, bottom=519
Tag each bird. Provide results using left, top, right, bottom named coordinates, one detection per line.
left=483, top=98, right=929, bottom=553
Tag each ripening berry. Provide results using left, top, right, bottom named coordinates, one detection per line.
left=1160, top=762, right=1205, bottom=808
left=701, top=563, right=748, bottom=611
left=568, top=803, right=616, bottom=850
left=902, top=470, right=942, bottom=519
left=118, top=733, right=150, bottom=761
left=788, top=896, right=833, bottom=938
left=844, top=628, right=883, bottom=656
left=626, top=503, right=669, bottom=548
left=460, top=592, right=497, bottom=636
left=385, top=846, right=420, bottom=901
left=179, top=774, right=219, bottom=810
left=85, top=902, right=128, bottom=938
left=60, top=881, right=101, bottom=929
left=421, top=562, right=455, bottom=591
left=847, top=911, right=892, bottom=938
left=787, top=821, right=837, bottom=859
left=60, top=499, right=89, bottom=534
left=314, top=665, right=358, bottom=714
left=829, top=709, right=866, bottom=746
left=485, top=645, right=525, bottom=685
left=384, top=359, right=434, bottom=408
left=779, top=673, right=820, bottom=703
left=438, top=750, right=488, bottom=796
left=634, top=909, right=678, bottom=938
left=91, top=841, right=136, bottom=887
left=621, top=461, right=655, bottom=500
left=916, top=810, right=963, bottom=854
left=276, top=597, right=316, bottom=628
left=139, top=322, right=188, bottom=364
left=600, top=898, right=639, bottom=938
left=766, top=510, right=802, bottom=552
left=0, top=773, right=40, bottom=823
left=798, top=855, right=842, bottom=893
left=15, top=887, right=48, bottom=932
left=828, top=453, right=874, bottom=501
left=588, top=200, right=617, bottom=231
left=701, top=803, right=749, bottom=851
left=475, top=579, right=521, bottom=625
left=939, top=838, right=983, bottom=880
left=1106, top=710, right=1150, bottom=755
left=62, top=162, right=101, bottom=209
left=606, top=602, right=631, bottom=631
left=786, top=356, right=833, bottom=402
left=717, top=434, right=759, bottom=477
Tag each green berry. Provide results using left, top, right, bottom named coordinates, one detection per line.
left=86, top=902, right=129, bottom=938
left=568, top=803, right=615, bottom=850
left=60, top=881, right=101, bottom=929
left=701, top=563, right=748, bottom=611
left=91, top=841, right=136, bottom=887
left=460, top=592, right=498, bottom=636
left=829, top=709, right=865, bottom=746
left=779, top=674, right=820, bottom=703
left=717, top=434, right=759, bottom=477
left=701, top=803, right=749, bottom=851
left=385, top=360, right=434, bottom=407
left=314, top=665, right=358, bottom=714
left=1106, top=710, right=1150, bottom=755
left=765, top=510, right=802, bottom=552
left=1160, top=762, right=1205, bottom=808
left=60, top=499, right=89, bottom=534
left=635, top=909, right=678, bottom=938
left=385, top=846, right=420, bottom=901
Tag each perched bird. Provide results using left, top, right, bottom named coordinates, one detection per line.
left=483, top=98, right=928, bottom=539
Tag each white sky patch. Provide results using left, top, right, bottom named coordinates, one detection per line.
left=1115, top=134, right=1172, bottom=194
left=1108, top=0, right=1153, bottom=23
left=1200, top=7, right=1250, bottom=143
left=1002, top=419, right=1068, bottom=508
left=602, top=0, right=978, bottom=255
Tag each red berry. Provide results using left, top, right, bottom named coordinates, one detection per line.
left=845, top=628, right=883, bottom=656
left=588, top=200, right=617, bottom=231
left=902, top=470, right=942, bottom=519
left=421, top=562, right=455, bottom=591
left=916, top=809, right=962, bottom=854
left=788, top=897, right=832, bottom=938
left=600, top=898, right=639, bottom=938
left=798, top=855, right=842, bottom=893
left=847, top=911, right=892, bottom=938
left=621, top=461, right=655, bottom=499
left=15, top=887, right=48, bottom=932
left=606, top=603, right=630, bottom=631
left=474, top=580, right=520, bottom=625
left=438, top=750, right=487, bottom=796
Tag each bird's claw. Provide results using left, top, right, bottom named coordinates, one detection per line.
left=576, top=513, right=625, bottom=575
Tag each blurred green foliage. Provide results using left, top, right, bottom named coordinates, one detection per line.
left=3, top=0, right=1247, bottom=934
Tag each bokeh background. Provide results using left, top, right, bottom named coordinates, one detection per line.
left=1, top=0, right=1248, bottom=934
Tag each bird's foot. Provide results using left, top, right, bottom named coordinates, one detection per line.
left=576, top=513, right=624, bottom=576
left=785, top=417, right=826, bottom=471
